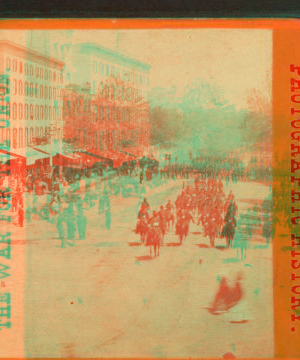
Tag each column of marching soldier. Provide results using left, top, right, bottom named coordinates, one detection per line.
left=136, top=176, right=272, bottom=259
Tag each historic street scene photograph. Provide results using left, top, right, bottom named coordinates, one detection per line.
left=0, top=29, right=273, bottom=358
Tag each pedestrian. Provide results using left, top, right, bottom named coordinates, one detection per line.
left=56, top=212, right=67, bottom=248
left=26, top=206, right=31, bottom=224
left=105, top=209, right=111, bottom=230
left=77, top=210, right=87, bottom=240
left=18, top=204, right=24, bottom=227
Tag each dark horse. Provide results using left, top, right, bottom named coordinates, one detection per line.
left=223, top=221, right=235, bottom=248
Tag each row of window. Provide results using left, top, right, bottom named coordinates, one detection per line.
left=0, top=125, right=148, bottom=151
left=8, top=103, right=61, bottom=121
left=92, top=82, right=146, bottom=103
left=92, top=60, right=149, bottom=86
left=76, top=128, right=149, bottom=151
left=12, top=79, right=62, bottom=100
left=5, top=57, right=63, bottom=82
left=92, top=105, right=146, bottom=124
left=0, top=126, right=48, bottom=149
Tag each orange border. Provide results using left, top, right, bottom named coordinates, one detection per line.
left=0, top=18, right=299, bottom=30
left=0, top=18, right=299, bottom=359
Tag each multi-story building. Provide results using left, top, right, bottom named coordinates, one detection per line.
left=0, top=40, right=65, bottom=175
left=62, top=42, right=151, bottom=166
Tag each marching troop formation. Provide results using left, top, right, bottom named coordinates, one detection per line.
left=136, top=177, right=241, bottom=258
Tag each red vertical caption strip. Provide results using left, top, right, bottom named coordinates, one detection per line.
left=273, top=27, right=300, bottom=358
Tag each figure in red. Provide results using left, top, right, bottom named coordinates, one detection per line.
left=18, top=204, right=24, bottom=227
left=175, top=208, right=195, bottom=245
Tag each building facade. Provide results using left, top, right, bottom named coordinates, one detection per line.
left=0, top=40, right=65, bottom=155
left=63, top=43, right=151, bottom=160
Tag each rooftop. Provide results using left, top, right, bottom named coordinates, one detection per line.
left=0, top=40, right=65, bottom=69
left=75, top=42, right=151, bottom=73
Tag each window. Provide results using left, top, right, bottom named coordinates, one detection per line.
left=93, top=61, right=97, bottom=73
left=13, top=129, right=17, bottom=149
left=40, top=105, right=43, bottom=120
left=13, top=79, right=17, bottom=95
left=25, top=128, right=28, bottom=146
left=25, top=104, right=28, bottom=120
left=35, top=84, right=38, bottom=98
left=30, top=104, right=34, bottom=120
left=19, top=80, right=23, bottom=96
left=40, top=68, right=43, bottom=79
left=99, top=106, right=103, bottom=122
left=116, top=107, right=120, bottom=123
left=40, top=85, right=43, bottom=98
left=49, top=87, right=52, bottom=100
left=6, top=102, right=10, bottom=119
left=12, top=103, right=17, bottom=120
left=45, top=69, right=48, bottom=80
left=6, top=129, right=10, bottom=147
left=30, top=128, right=34, bottom=142
left=126, top=88, right=130, bottom=101
left=105, top=107, right=109, bottom=123
left=35, top=105, right=39, bottom=120
left=53, top=71, right=56, bottom=81
left=111, top=85, right=115, bottom=99
left=19, top=104, right=23, bottom=120
left=30, top=64, right=33, bottom=77
left=40, top=127, right=43, bottom=138
left=5, top=57, right=10, bottom=71
left=49, top=70, right=52, bottom=81
left=93, top=106, right=98, bottom=122
left=36, top=66, right=39, bottom=78
left=106, top=64, right=109, bottom=76
left=105, top=84, right=109, bottom=98
left=116, top=67, right=120, bottom=78
left=30, top=83, right=33, bottom=97
left=111, top=65, right=115, bottom=76
left=12, top=59, right=17, bottom=72
left=122, top=108, right=126, bottom=123
left=111, top=107, right=115, bottom=122
left=93, top=132, right=97, bottom=149
left=19, top=61, right=23, bottom=74
left=25, top=63, right=28, bottom=75
left=19, top=128, right=23, bottom=148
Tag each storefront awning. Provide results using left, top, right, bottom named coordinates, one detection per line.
left=0, top=148, right=49, bottom=165
left=116, top=147, right=144, bottom=158
left=75, top=152, right=107, bottom=168
left=53, top=153, right=83, bottom=168
left=84, top=148, right=136, bottom=168
left=29, top=143, right=60, bottom=156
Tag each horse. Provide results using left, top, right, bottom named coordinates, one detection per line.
left=136, top=218, right=149, bottom=244
left=206, top=218, right=219, bottom=248
left=165, top=208, right=175, bottom=231
left=223, top=221, right=235, bottom=248
left=146, top=225, right=162, bottom=257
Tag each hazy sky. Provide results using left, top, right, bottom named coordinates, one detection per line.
left=0, top=29, right=272, bottom=109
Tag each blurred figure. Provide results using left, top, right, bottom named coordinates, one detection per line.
left=77, top=209, right=87, bottom=240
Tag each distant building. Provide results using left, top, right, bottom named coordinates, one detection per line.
left=0, top=40, right=65, bottom=176
left=62, top=43, right=151, bottom=164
